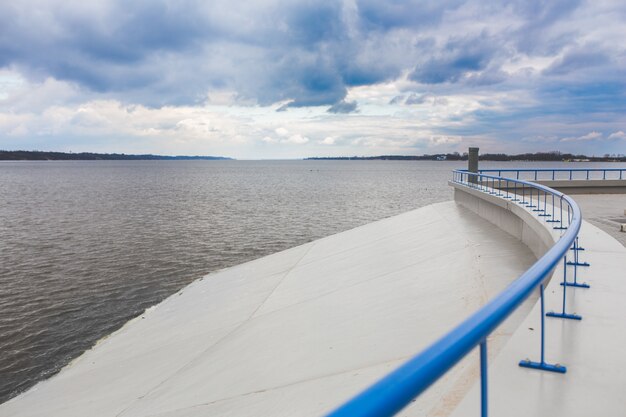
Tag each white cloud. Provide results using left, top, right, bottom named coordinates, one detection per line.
left=608, top=131, right=626, bottom=140
left=275, top=127, right=289, bottom=137
left=0, top=74, right=84, bottom=113
left=285, top=134, right=309, bottom=144
left=261, top=136, right=278, bottom=144
left=320, top=136, right=335, bottom=145
left=0, top=69, right=27, bottom=100
left=430, top=135, right=462, bottom=145
left=176, top=118, right=215, bottom=135
left=0, top=112, right=32, bottom=136
left=579, top=131, right=602, bottom=140
left=560, top=131, right=603, bottom=142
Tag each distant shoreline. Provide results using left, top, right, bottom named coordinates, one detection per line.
left=2, top=150, right=624, bottom=162
left=305, top=152, right=626, bottom=162
left=0, top=151, right=233, bottom=161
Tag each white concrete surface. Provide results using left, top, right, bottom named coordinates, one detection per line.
left=1, top=202, right=537, bottom=417
left=449, top=186, right=626, bottom=417
left=571, top=193, right=626, bottom=247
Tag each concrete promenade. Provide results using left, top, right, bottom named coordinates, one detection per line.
left=3, top=184, right=624, bottom=417
left=572, top=194, right=626, bottom=247
left=1, top=202, right=537, bottom=417
left=449, top=184, right=626, bottom=417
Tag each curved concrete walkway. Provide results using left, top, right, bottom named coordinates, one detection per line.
left=449, top=195, right=626, bottom=417
left=571, top=194, right=626, bottom=248
left=1, top=202, right=536, bottom=417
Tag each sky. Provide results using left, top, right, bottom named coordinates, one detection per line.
left=0, top=0, right=625, bottom=159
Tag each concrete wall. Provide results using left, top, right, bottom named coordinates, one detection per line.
left=449, top=181, right=555, bottom=259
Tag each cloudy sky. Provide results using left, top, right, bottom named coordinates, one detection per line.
left=0, top=0, right=625, bottom=158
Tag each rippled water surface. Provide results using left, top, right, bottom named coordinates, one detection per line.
left=0, top=160, right=464, bottom=403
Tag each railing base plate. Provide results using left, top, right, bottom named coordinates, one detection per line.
left=567, top=261, right=590, bottom=267
left=560, top=281, right=590, bottom=289
left=519, top=360, right=566, bottom=373
left=546, top=312, right=582, bottom=320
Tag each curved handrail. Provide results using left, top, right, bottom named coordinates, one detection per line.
left=477, top=168, right=626, bottom=181
left=326, top=170, right=582, bottom=417
left=479, top=168, right=625, bottom=172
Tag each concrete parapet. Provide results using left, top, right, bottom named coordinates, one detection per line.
left=449, top=181, right=555, bottom=259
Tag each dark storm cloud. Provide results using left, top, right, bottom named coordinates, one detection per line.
left=283, top=2, right=346, bottom=44
left=404, top=93, right=428, bottom=105
left=327, top=100, right=358, bottom=113
left=543, top=48, right=611, bottom=76
left=1, top=0, right=624, bottom=115
left=0, top=0, right=463, bottom=106
left=409, top=32, right=501, bottom=84
left=0, top=1, right=218, bottom=104
left=388, top=95, right=405, bottom=105
left=356, top=0, right=464, bottom=31
left=509, top=0, right=583, bottom=56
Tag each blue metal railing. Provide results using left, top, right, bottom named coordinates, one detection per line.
left=478, top=168, right=626, bottom=181
left=326, top=170, right=588, bottom=417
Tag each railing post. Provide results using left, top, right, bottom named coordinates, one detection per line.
left=570, top=236, right=585, bottom=251
left=546, top=194, right=559, bottom=223
left=532, top=188, right=542, bottom=211
left=539, top=191, right=550, bottom=216
left=528, top=187, right=535, bottom=208
left=553, top=197, right=567, bottom=230
left=547, top=256, right=582, bottom=320
left=480, top=341, right=488, bottom=417
left=519, top=284, right=567, bottom=373
left=564, top=241, right=591, bottom=288
left=566, top=238, right=591, bottom=268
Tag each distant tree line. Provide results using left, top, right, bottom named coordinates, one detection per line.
left=0, top=150, right=232, bottom=161
left=306, top=151, right=626, bottom=162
